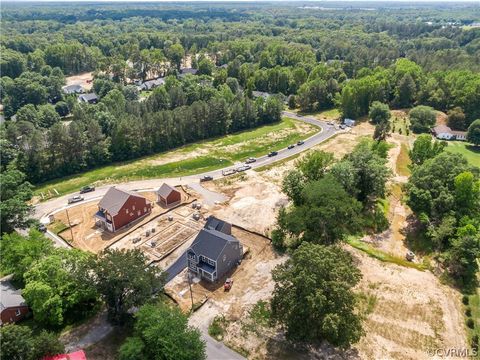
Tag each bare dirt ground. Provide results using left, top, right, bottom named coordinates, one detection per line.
left=52, top=188, right=189, bottom=253
left=110, top=201, right=205, bottom=263
left=351, top=248, right=467, bottom=360
left=65, top=72, right=93, bottom=91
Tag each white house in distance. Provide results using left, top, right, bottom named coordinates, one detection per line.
left=344, top=118, right=356, bottom=127
left=432, top=125, right=467, bottom=141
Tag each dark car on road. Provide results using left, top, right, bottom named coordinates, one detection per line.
left=297, top=140, right=304, bottom=146
left=38, top=224, right=47, bottom=232
left=200, top=175, right=213, bottom=182
left=287, top=144, right=295, bottom=149
left=80, top=185, right=95, bottom=194
left=245, top=157, right=256, bottom=164
left=268, top=151, right=278, bottom=157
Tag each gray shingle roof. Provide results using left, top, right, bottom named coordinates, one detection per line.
left=189, top=228, right=239, bottom=261
left=98, top=187, right=146, bottom=215
left=0, top=281, right=27, bottom=311
left=205, top=216, right=231, bottom=235
left=157, top=183, right=179, bottom=198
left=63, top=84, right=83, bottom=94
left=79, top=93, right=98, bottom=102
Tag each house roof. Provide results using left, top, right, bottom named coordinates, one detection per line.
left=139, top=78, right=165, bottom=90
left=0, top=281, right=27, bottom=312
left=252, top=91, right=270, bottom=98
left=98, top=187, right=146, bottom=215
left=205, top=216, right=231, bottom=235
left=157, top=183, right=180, bottom=198
left=189, top=228, right=239, bottom=261
left=43, top=350, right=87, bottom=360
left=79, top=93, right=98, bottom=102
left=432, top=125, right=452, bottom=134
left=63, top=84, right=83, bottom=93
left=432, top=125, right=467, bottom=136
left=180, top=68, right=198, bottom=75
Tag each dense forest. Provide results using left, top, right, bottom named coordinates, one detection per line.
left=0, top=1, right=479, bottom=185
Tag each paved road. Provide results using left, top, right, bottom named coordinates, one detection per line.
left=31, top=112, right=338, bottom=360
left=33, top=112, right=339, bottom=223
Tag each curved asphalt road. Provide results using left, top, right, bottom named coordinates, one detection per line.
left=32, top=112, right=340, bottom=360
left=34, top=111, right=339, bottom=223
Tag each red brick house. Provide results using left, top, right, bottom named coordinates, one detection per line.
left=1, top=280, right=29, bottom=325
left=157, top=183, right=182, bottom=207
left=95, top=188, right=151, bottom=232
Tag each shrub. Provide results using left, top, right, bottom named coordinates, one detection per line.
left=465, top=307, right=472, bottom=317
left=462, top=295, right=470, bottom=305
left=466, top=318, right=474, bottom=329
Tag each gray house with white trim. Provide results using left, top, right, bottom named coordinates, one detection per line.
left=186, top=217, right=242, bottom=282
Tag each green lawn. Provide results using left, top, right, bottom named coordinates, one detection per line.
left=445, top=141, right=480, bottom=167
left=35, top=118, right=318, bottom=200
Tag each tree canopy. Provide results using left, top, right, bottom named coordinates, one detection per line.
left=271, top=243, right=363, bottom=347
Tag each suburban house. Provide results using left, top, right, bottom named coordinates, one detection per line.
left=0, top=280, right=29, bottom=325
left=138, top=78, right=165, bottom=91
left=157, top=183, right=182, bottom=207
left=95, top=187, right=152, bottom=232
left=62, top=84, right=84, bottom=95
left=78, top=93, right=98, bottom=104
left=186, top=217, right=243, bottom=282
left=344, top=118, right=356, bottom=127
left=432, top=125, right=467, bottom=141
left=252, top=90, right=270, bottom=100
left=178, top=68, right=198, bottom=78
left=43, top=350, right=87, bottom=360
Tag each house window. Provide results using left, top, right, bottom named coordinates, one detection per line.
left=130, top=212, right=133, bottom=216
left=126, top=209, right=128, bottom=214
left=223, top=254, right=227, bottom=262
left=15, top=309, right=21, bottom=316
left=132, top=205, right=135, bottom=211
left=137, top=211, right=141, bottom=216
left=144, top=207, right=147, bottom=212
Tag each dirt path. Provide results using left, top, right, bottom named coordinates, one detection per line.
left=62, top=311, right=113, bottom=352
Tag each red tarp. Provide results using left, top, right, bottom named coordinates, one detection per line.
left=43, top=350, right=87, bottom=360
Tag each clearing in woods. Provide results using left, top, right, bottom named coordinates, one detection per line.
left=34, top=117, right=318, bottom=200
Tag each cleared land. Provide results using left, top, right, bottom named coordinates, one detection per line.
left=34, top=117, right=318, bottom=200
left=50, top=188, right=190, bottom=253
left=445, top=141, right=480, bottom=167
left=65, top=72, right=93, bottom=91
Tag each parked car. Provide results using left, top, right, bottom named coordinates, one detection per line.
left=327, top=121, right=334, bottom=125
left=340, top=124, right=346, bottom=129
left=268, top=151, right=278, bottom=157
left=37, top=224, right=47, bottom=233
left=297, top=140, right=304, bottom=146
left=245, top=157, right=256, bottom=164
left=80, top=185, right=95, bottom=194
left=200, top=175, right=213, bottom=182
left=236, top=165, right=251, bottom=172
left=222, top=169, right=236, bottom=176
left=287, top=144, right=295, bottom=149
left=68, top=195, right=84, bottom=204
left=224, top=278, right=234, bottom=291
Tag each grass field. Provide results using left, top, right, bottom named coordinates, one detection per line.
left=396, top=143, right=412, bottom=177
left=347, top=236, right=427, bottom=271
left=445, top=141, right=480, bottom=167
left=35, top=118, right=318, bottom=200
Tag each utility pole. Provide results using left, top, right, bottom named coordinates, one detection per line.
left=188, top=271, right=194, bottom=312
left=65, top=208, right=74, bottom=243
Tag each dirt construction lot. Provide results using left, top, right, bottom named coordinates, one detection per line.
left=51, top=188, right=190, bottom=253
left=110, top=202, right=206, bottom=263
left=166, top=226, right=284, bottom=313
left=65, top=72, right=93, bottom=91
